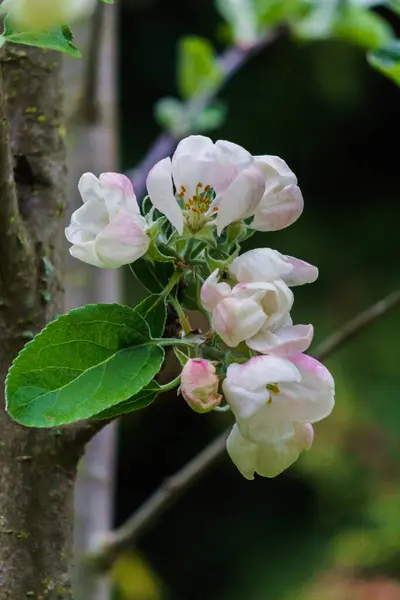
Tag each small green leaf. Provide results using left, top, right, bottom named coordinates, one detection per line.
left=154, top=97, right=190, bottom=137
left=334, top=6, right=393, bottom=50
left=180, top=272, right=202, bottom=311
left=6, top=304, right=164, bottom=427
left=130, top=259, right=174, bottom=295
left=178, top=36, right=222, bottom=99
left=216, top=0, right=259, bottom=47
left=192, top=101, right=228, bottom=133
left=2, top=18, right=81, bottom=57
left=135, top=295, right=167, bottom=338
left=255, top=0, right=307, bottom=27
left=368, top=40, right=400, bottom=85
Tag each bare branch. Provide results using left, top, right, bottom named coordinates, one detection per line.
left=86, top=288, right=400, bottom=571
left=313, top=289, right=400, bottom=361
left=128, top=30, right=280, bottom=199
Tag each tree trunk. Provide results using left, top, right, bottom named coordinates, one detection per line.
left=0, top=44, right=83, bottom=599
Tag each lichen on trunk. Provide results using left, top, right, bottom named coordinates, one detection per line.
left=0, top=44, right=83, bottom=599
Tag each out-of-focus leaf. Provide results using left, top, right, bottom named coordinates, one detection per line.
left=178, top=36, right=222, bottom=99
left=192, top=101, right=228, bottom=133
left=154, top=97, right=190, bottom=137
left=368, top=40, right=400, bottom=85
left=334, top=6, right=393, bottom=50
left=112, top=552, right=163, bottom=600
left=216, top=0, right=259, bottom=47
left=294, top=0, right=338, bottom=39
left=255, top=0, right=307, bottom=27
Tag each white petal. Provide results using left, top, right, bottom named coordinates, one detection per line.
left=215, top=165, right=265, bottom=235
left=278, top=354, right=335, bottom=424
left=235, top=401, right=295, bottom=444
left=226, top=424, right=257, bottom=480
left=69, top=241, right=104, bottom=268
left=172, top=136, right=221, bottom=199
left=247, top=324, right=314, bottom=356
left=282, top=256, right=319, bottom=286
left=215, top=140, right=253, bottom=171
left=255, top=155, right=298, bottom=193
left=212, top=296, right=266, bottom=347
left=78, top=172, right=103, bottom=203
left=251, top=184, right=304, bottom=232
left=260, top=279, right=294, bottom=331
left=225, top=355, right=301, bottom=393
left=65, top=198, right=108, bottom=243
left=146, top=157, right=184, bottom=234
left=200, top=270, right=232, bottom=312
left=255, top=423, right=314, bottom=477
left=229, top=248, right=293, bottom=283
left=94, top=211, right=149, bottom=268
left=99, top=172, right=139, bottom=217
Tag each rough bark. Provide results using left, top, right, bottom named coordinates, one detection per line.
left=0, top=45, right=82, bottom=599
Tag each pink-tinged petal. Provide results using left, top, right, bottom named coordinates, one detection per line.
left=78, top=172, right=103, bottom=203
left=260, top=279, right=293, bottom=331
left=180, top=359, right=222, bottom=413
left=282, top=256, right=319, bottom=287
left=215, top=140, right=253, bottom=171
left=94, top=211, right=149, bottom=268
left=236, top=402, right=295, bottom=444
left=251, top=184, right=304, bottom=232
left=200, top=270, right=232, bottom=312
left=215, top=165, right=265, bottom=235
left=146, top=157, right=184, bottom=234
left=212, top=296, right=266, bottom=347
left=255, top=155, right=298, bottom=193
left=99, top=172, right=139, bottom=217
left=278, top=354, right=335, bottom=424
left=229, top=248, right=293, bottom=283
left=247, top=324, right=314, bottom=357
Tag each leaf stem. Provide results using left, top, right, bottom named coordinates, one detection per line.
left=146, top=375, right=181, bottom=392
left=169, top=294, right=192, bottom=336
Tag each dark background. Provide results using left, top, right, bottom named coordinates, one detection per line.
left=114, top=1, right=400, bottom=598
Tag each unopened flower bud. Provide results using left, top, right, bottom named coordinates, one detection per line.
left=180, top=359, right=222, bottom=414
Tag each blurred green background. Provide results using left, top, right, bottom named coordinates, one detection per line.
left=114, top=1, right=400, bottom=598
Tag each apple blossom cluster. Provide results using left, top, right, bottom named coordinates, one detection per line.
left=66, top=135, right=335, bottom=480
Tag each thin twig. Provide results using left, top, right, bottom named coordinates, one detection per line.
left=86, top=288, right=400, bottom=571
left=128, top=30, right=280, bottom=200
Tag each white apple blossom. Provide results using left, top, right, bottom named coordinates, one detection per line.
left=200, top=247, right=317, bottom=353
left=66, top=172, right=149, bottom=269
left=2, top=0, right=95, bottom=30
left=223, top=354, right=335, bottom=445
left=180, top=359, right=222, bottom=413
left=146, top=135, right=304, bottom=236
left=227, top=422, right=314, bottom=479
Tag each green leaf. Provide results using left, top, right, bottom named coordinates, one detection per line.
left=93, top=387, right=158, bottom=420
left=174, top=347, right=189, bottom=368
left=333, top=6, right=393, bottom=50
left=6, top=304, right=164, bottom=427
left=368, top=40, right=400, bottom=85
left=135, top=295, right=167, bottom=338
left=130, top=259, right=174, bottom=294
left=2, top=18, right=81, bottom=57
left=216, top=0, right=259, bottom=47
left=180, top=271, right=203, bottom=311
left=177, top=36, right=222, bottom=99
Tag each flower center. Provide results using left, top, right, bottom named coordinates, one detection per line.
left=266, top=383, right=280, bottom=404
left=178, top=183, right=218, bottom=232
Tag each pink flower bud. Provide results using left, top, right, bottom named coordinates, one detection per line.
left=180, top=359, right=222, bottom=414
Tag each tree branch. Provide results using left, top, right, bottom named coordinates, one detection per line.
left=128, top=30, right=280, bottom=200
left=86, top=288, right=400, bottom=571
